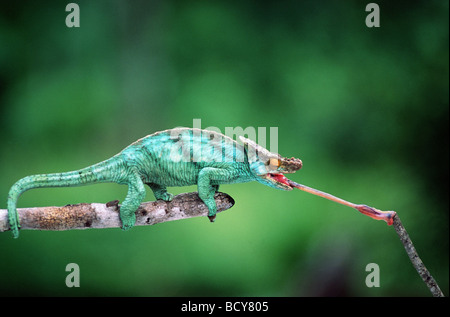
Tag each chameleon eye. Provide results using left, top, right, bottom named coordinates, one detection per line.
left=269, top=158, right=281, bottom=167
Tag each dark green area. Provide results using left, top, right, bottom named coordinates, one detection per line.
left=0, top=0, right=448, bottom=296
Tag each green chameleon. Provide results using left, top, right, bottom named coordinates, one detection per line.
left=7, top=128, right=303, bottom=238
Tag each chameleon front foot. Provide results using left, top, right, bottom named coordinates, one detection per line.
left=120, top=214, right=137, bottom=231
left=208, top=215, right=216, bottom=222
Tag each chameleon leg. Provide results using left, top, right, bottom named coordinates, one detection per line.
left=197, top=167, right=231, bottom=221
left=120, top=172, right=146, bottom=231
left=146, top=183, right=173, bottom=201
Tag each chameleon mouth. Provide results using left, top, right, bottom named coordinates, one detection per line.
left=267, top=173, right=293, bottom=189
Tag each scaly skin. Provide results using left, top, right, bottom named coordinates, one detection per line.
left=7, top=128, right=303, bottom=238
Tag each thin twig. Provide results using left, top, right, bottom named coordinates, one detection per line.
left=392, top=214, right=444, bottom=297
left=0, top=192, right=235, bottom=233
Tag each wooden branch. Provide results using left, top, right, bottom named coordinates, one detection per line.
left=0, top=192, right=235, bottom=233
left=392, top=214, right=444, bottom=297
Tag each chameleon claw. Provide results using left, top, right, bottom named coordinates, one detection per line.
left=208, top=215, right=216, bottom=222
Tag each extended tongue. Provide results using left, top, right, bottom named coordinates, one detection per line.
left=287, top=179, right=396, bottom=225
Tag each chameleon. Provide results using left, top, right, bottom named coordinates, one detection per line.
left=7, top=128, right=303, bottom=238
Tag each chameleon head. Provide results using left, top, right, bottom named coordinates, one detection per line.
left=239, top=136, right=302, bottom=190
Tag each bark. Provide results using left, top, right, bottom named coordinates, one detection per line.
left=0, top=192, right=234, bottom=232
left=392, top=214, right=444, bottom=297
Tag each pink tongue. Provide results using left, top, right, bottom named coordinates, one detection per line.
left=287, top=179, right=396, bottom=226
left=271, top=173, right=291, bottom=186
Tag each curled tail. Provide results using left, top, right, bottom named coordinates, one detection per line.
left=7, top=159, right=121, bottom=238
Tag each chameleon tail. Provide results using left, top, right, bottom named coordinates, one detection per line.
left=7, top=159, right=120, bottom=238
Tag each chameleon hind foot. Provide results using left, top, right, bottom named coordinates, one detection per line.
left=119, top=174, right=146, bottom=231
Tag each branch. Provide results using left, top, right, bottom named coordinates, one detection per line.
left=392, top=214, right=444, bottom=297
left=0, top=192, right=235, bottom=233
left=287, top=179, right=445, bottom=297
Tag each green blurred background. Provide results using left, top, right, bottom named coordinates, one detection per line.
left=0, top=0, right=448, bottom=296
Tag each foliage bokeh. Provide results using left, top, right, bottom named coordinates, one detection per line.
left=0, top=0, right=448, bottom=296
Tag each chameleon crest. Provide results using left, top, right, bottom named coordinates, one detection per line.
left=239, top=136, right=302, bottom=190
